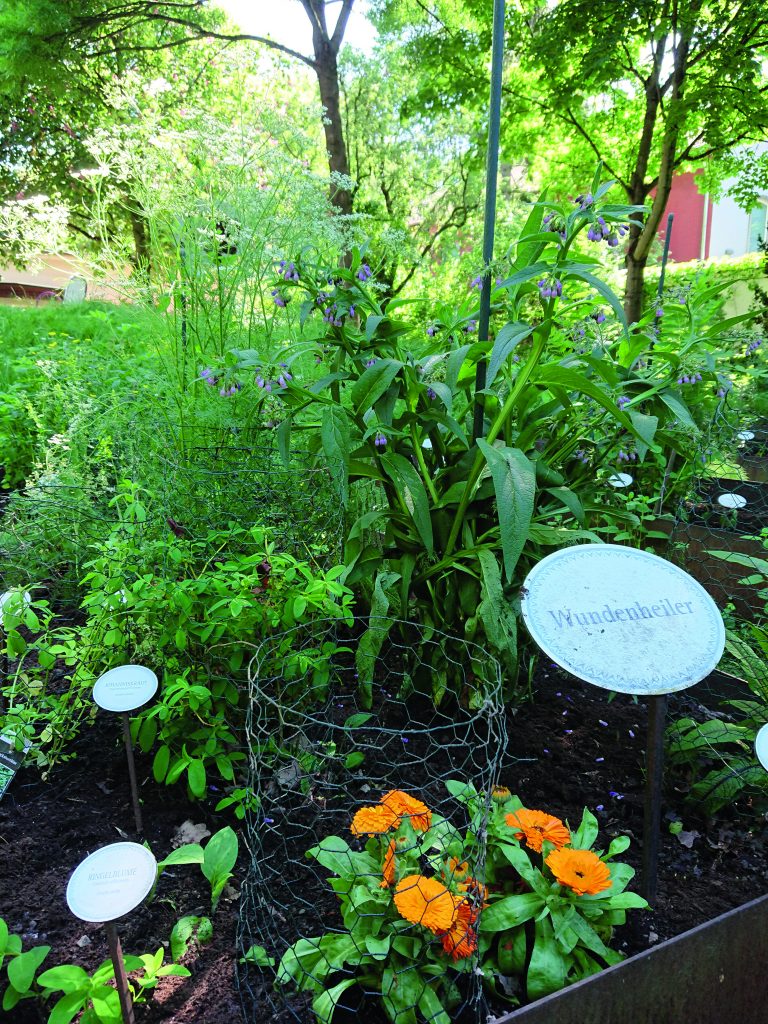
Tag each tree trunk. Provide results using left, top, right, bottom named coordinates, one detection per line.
left=624, top=245, right=649, bottom=325
left=315, top=45, right=353, bottom=217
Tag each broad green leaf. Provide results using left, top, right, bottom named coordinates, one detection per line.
left=380, top=453, right=433, bottom=553
left=187, top=759, right=206, bottom=798
left=476, top=440, right=535, bottom=582
left=7, top=945, right=50, bottom=993
left=46, top=991, right=87, bottom=1024
left=202, top=826, right=238, bottom=886
left=527, top=916, right=567, bottom=1000
left=565, top=267, right=627, bottom=336
left=487, top=321, right=534, bottom=387
left=321, top=406, right=351, bottom=506
left=313, top=979, right=358, bottom=1024
left=479, top=892, right=544, bottom=932
left=351, top=358, right=401, bottom=414
left=157, top=844, right=205, bottom=870
left=418, top=984, right=451, bottom=1024
left=37, top=964, right=90, bottom=993
left=570, top=807, right=599, bottom=850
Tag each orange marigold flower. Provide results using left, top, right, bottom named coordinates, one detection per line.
left=458, top=877, right=489, bottom=908
left=350, top=804, right=399, bottom=836
left=393, top=874, right=458, bottom=933
left=545, top=847, right=612, bottom=896
left=380, top=790, right=432, bottom=832
left=447, top=857, right=469, bottom=879
left=438, top=900, right=478, bottom=960
left=380, top=838, right=396, bottom=889
left=505, top=808, right=571, bottom=853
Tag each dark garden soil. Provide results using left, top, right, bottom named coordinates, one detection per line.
left=2, top=662, right=768, bottom=1023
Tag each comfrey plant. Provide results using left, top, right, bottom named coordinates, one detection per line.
left=274, top=784, right=645, bottom=1021
left=226, top=171, right=705, bottom=706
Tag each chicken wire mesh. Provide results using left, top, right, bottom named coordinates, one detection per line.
left=237, top=619, right=515, bottom=1024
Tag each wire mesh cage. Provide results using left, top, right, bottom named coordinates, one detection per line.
left=237, top=618, right=513, bottom=1024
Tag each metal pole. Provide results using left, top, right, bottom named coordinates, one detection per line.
left=472, top=0, right=505, bottom=441
left=641, top=693, right=668, bottom=903
left=656, top=212, right=674, bottom=304
left=121, top=712, right=143, bottom=835
left=180, top=240, right=188, bottom=349
left=104, top=921, right=135, bottom=1024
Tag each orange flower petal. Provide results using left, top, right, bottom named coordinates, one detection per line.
left=393, top=874, right=458, bottom=932
left=350, top=804, right=399, bottom=836
left=380, top=790, right=432, bottom=832
left=545, top=847, right=612, bottom=896
left=438, top=900, right=478, bottom=960
left=380, top=838, right=396, bottom=889
left=505, top=808, right=571, bottom=853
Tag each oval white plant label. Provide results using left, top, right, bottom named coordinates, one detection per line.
left=66, top=842, right=157, bottom=922
left=717, top=493, right=747, bottom=509
left=755, top=723, right=768, bottom=772
left=521, top=544, right=724, bottom=695
left=92, top=665, right=158, bottom=713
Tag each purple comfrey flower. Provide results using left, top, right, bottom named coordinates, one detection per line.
left=655, top=307, right=664, bottom=318
left=357, top=263, right=373, bottom=282
left=348, top=305, right=356, bottom=317
left=470, top=275, right=483, bottom=290
left=316, top=291, right=331, bottom=305
left=716, top=387, right=726, bottom=398
left=271, top=289, right=287, bottom=308
left=426, top=324, right=437, bottom=337
left=219, top=381, right=242, bottom=397
left=576, top=192, right=594, bottom=209
left=590, top=310, right=606, bottom=324
left=464, top=319, right=477, bottom=333
left=365, top=358, right=377, bottom=368
left=427, top=387, right=437, bottom=401
left=607, top=234, right=620, bottom=247
left=537, top=277, right=563, bottom=300
left=256, top=374, right=265, bottom=388
left=200, top=367, right=216, bottom=385
left=617, top=395, right=630, bottom=409
left=279, top=260, right=299, bottom=282
left=374, top=432, right=387, bottom=448
left=587, top=225, right=602, bottom=242
left=542, top=212, right=554, bottom=225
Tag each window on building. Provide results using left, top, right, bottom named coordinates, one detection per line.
left=747, top=201, right=768, bottom=251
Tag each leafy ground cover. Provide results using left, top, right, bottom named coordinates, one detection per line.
left=2, top=660, right=767, bottom=1023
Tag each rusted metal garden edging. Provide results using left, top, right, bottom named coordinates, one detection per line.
left=493, top=892, right=768, bottom=1024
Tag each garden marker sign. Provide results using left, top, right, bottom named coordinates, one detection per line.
left=755, top=723, right=768, bottom=772
left=92, top=665, right=158, bottom=713
left=521, top=544, right=725, bottom=903
left=717, top=493, right=747, bottom=510
left=67, top=842, right=157, bottom=1024
left=93, top=665, right=158, bottom=833
left=520, top=545, right=724, bottom=694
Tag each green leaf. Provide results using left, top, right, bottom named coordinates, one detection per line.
left=37, top=964, right=91, bottom=993
left=157, top=844, right=205, bottom=870
left=418, top=984, right=451, bottom=1024
left=45, top=991, right=88, bottom=1024
left=480, top=892, right=544, bottom=932
left=487, top=321, right=534, bottom=387
left=240, top=944, right=275, bottom=968
left=202, top=827, right=238, bottom=886
left=571, top=808, right=599, bottom=850
left=313, top=978, right=357, bottom=1024
left=379, top=452, right=433, bottom=553
left=187, top=759, right=207, bottom=799
left=565, top=267, right=628, bottom=336
left=476, top=440, right=535, bottom=582
left=152, top=745, right=170, bottom=784
left=658, top=390, right=698, bottom=431
left=321, top=406, right=351, bottom=506
left=343, top=713, right=372, bottom=729
left=351, top=358, right=401, bottom=414
left=7, top=945, right=50, bottom=993
left=355, top=571, right=398, bottom=707
left=527, top=915, right=567, bottom=1000
left=276, top=417, right=291, bottom=466
left=344, top=752, right=365, bottom=770
left=477, top=549, right=518, bottom=678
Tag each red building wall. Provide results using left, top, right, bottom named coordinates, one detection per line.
left=657, top=171, right=712, bottom=262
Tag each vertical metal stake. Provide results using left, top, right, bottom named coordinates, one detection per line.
left=180, top=239, right=188, bottom=350
left=472, top=0, right=506, bottom=441
left=656, top=213, right=675, bottom=303
left=121, top=712, right=143, bottom=835
left=104, top=921, right=135, bottom=1024
left=642, top=693, right=668, bottom=903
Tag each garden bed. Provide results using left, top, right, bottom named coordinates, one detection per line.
left=2, top=660, right=767, bottom=1022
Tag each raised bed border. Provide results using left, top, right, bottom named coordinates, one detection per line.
left=495, top=892, right=768, bottom=1023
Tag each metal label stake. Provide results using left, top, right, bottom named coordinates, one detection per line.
left=92, top=665, right=159, bottom=834
left=67, top=842, right=158, bottom=1024
left=520, top=544, right=725, bottom=903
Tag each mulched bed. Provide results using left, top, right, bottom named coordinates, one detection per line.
left=2, top=661, right=767, bottom=1023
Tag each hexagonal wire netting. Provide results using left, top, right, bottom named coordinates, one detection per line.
left=237, top=619, right=512, bottom=1024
